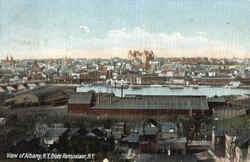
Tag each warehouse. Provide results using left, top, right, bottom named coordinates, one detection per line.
left=68, top=92, right=210, bottom=118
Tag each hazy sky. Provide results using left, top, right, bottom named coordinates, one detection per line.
left=0, top=0, right=250, bottom=59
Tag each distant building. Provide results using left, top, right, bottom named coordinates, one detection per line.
left=140, top=75, right=167, bottom=85
left=1, top=56, right=16, bottom=67
left=31, top=61, right=45, bottom=80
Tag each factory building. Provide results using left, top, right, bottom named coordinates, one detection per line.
left=68, top=92, right=211, bottom=118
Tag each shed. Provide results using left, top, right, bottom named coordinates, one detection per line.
left=4, top=87, right=68, bottom=106
left=32, top=87, right=68, bottom=105
left=5, top=90, right=39, bottom=106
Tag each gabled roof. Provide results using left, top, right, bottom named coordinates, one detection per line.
left=11, top=86, right=66, bottom=99
left=32, top=87, right=65, bottom=98
left=93, top=95, right=209, bottom=110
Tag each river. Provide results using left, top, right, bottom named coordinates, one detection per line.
left=76, top=86, right=250, bottom=97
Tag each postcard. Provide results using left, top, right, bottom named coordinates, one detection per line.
left=0, top=0, right=250, bottom=161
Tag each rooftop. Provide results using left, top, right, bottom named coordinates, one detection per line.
left=44, top=128, right=68, bottom=137
left=158, top=137, right=187, bottom=144
left=68, top=92, right=94, bottom=104
left=32, top=86, right=65, bottom=98
left=8, top=86, right=67, bottom=99
left=93, top=94, right=209, bottom=110
left=160, top=122, right=177, bottom=133
left=208, top=96, right=226, bottom=103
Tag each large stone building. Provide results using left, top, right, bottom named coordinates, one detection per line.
left=31, top=61, right=45, bottom=80
left=1, top=56, right=16, bottom=67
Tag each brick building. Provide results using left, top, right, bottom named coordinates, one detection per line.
left=68, top=92, right=211, bottom=118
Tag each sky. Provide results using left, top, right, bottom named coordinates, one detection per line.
left=0, top=0, right=250, bottom=59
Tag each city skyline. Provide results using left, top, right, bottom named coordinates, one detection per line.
left=0, top=0, right=250, bottom=59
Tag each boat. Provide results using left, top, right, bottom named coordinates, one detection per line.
left=168, top=85, right=184, bottom=89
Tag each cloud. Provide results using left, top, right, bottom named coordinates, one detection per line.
left=79, top=25, right=90, bottom=33
left=4, top=27, right=248, bottom=59
left=80, top=27, right=248, bottom=58
left=85, top=27, right=215, bottom=50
